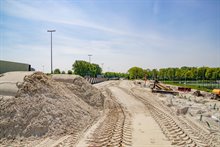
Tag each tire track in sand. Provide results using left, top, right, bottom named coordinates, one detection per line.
left=128, top=87, right=219, bottom=147
left=86, top=88, right=132, bottom=147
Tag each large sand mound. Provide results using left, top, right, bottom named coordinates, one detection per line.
left=0, top=72, right=105, bottom=140
left=52, top=74, right=105, bottom=108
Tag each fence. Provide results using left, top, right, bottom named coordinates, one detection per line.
left=165, top=80, right=220, bottom=89
left=85, top=77, right=107, bottom=84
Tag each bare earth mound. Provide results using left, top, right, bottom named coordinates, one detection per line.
left=0, top=72, right=105, bottom=142
left=52, top=74, right=105, bottom=109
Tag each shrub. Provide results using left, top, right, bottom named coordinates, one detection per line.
left=68, top=70, right=73, bottom=74
left=54, top=69, right=61, bottom=74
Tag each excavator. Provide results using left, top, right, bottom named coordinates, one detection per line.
left=151, top=80, right=179, bottom=95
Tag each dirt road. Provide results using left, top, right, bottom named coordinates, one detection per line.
left=77, top=80, right=219, bottom=147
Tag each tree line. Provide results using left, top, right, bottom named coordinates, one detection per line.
left=104, top=72, right=129, bottom=79
left=127, top=66, right=220, bottom=81
left=104, top=66, right=220, bottom=81
left=53, top=60, right=220, bottom=81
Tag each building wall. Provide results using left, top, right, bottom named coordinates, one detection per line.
left=0, top=60, right=31, bottom=74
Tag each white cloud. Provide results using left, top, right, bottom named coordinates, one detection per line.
left=1, top=0, right=218, bottom=72
left=1, top=0, right=133, bottom=36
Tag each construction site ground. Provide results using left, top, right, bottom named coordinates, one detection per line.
left=77, top=80, right=220, bottom=147
left=1, top=73, right=220, bottom=147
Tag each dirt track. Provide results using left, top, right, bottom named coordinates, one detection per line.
left=76, top=80, right=219, bottom=147
left=5, top=79, right=219, bottom=147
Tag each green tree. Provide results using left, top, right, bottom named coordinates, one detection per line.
left=73, top=60, right=89, bottom=77
left=212, top=68, right=220, bottom=80
left=152, top=69, right=158, bottom=80
left=68, top=70, right=73, bottom=74
left=90, top=63, right=102, bottom=77
left=62, top=71, right=65, bottom=74
left=206, top=68, right=216, bottom=80
left=198, top=67, right=207, bottom=80
left=151, top=66, right=219, bottom=81
left=190, top=67, right=197, bottom=80
left=217, top=68, right=220, bottom=79
left=143, top=69, right=148, bottom=80
left=185, top=70, right=193, bottom=80
left=128, top=67, right=144, bottom=79
left=54, top=68, right=61, bottom=74
left=159, top=68, right=166, bottom=80
left=146, top=69, right=152, bottom=79
left=175, top=68, right=182, bottom=80
left=104, top=72, right=129, bottom=79
left=72, top=60, right=102, bottom=77
left=166, top=68, right=176, bottom=81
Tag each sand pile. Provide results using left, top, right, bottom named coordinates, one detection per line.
left=0, top=72, right=105, bottom=140
left=52, top=74, right=105, bottom=109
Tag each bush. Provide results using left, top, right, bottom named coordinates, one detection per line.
left=54, top=69, right=61, bottom=74
left=68, top=70, right=73, bottom=74
left=62, top=71, right=66, bottom=74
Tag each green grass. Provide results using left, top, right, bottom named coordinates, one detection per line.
left=163, top=81, right=213, bottom=92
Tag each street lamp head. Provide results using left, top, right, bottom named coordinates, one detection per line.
left=47, top=30, right=56, bottom=32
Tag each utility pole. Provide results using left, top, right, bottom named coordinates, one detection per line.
left=47, top=30, right=56, bottom=74
left=88, top=54, right=92, bottom=63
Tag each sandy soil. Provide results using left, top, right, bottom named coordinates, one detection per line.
left=109, top=85, right=172, bottom=146
left=1, top=77, right=219, bottom=146
left=0, top=72, right=104, bottom=146
left=76, top=80, right=220, bottom=147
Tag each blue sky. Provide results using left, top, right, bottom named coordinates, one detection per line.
left=0, top=0, right=219, bottom=72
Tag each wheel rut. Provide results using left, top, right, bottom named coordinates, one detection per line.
left=125, top=87, right=219, bottom=147
left=86, top=88, right=132, bottom=147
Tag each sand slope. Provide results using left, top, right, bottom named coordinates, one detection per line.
left=0, top=72, right=104, bottom=144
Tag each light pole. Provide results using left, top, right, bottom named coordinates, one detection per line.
left=88, top=54, right=92, bottom=63
left=47, top=30, right=56, bottom=74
